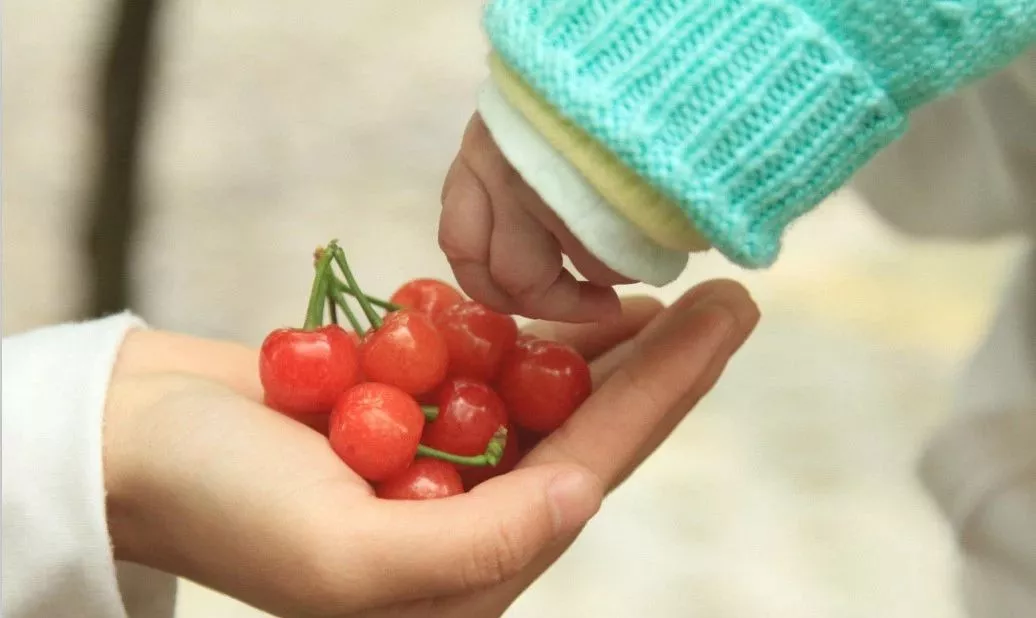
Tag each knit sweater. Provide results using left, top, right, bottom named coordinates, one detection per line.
left=483, top=0, right=1036, bottom=268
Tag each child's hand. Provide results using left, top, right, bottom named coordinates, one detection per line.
left=439, top=114, right=628, bottom=323
left=102, top=283, right=757, bottom=617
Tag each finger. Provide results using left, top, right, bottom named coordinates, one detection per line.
left=519, top=187, right=634, bottom=287
left=439, top=155, right=516, bottom=314
left=484, top=180, right=569, bottom=309
left=563, top=238, right=636, bottom=287
left=582, top=279, right=749, bottom=383
left=460, top=114, right=621, bottom=323
left=521, top=281, right=757, bottom=490
left=352, top=463, right=602, bottom=605
left=430, top=283, right=759, bottom=616
left=611, top=285, right=759, bottom=488
left=522, top=295, right=663, bottom=361
left=483, top=164, right=621, bottom=323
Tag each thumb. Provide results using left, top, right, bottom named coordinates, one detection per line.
left=367, top=464, right=601, bottom=600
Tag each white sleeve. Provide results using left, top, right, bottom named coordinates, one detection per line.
left=2, top=314, right=177, bottom=618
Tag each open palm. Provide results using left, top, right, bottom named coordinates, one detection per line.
left=105, top=281, right=758, bottom=617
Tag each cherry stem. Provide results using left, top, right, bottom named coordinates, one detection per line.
left=304, top=242, right=336, bottom=330
left=329, top=288, right=365, bottom=333
left=332, top=247, right=382, bottom=329
left=328, top=277, right=400, bottom=312
left=421, top=405, right=439, bottom=422
left=416, top=426, right=507, bottom=467
left=326, top=289, right=339, bottom=326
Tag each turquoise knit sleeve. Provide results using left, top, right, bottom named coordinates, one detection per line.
left=483, top=0, right=1036, bottom=268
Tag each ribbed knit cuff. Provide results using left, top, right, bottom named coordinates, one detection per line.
left=484, top=0, right=908, bottom=268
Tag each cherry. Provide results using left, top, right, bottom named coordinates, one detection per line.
left=435, top=301, right=518, bottom=382
left=329, top=383, right=425, bottom=482
left=497, top=338, right=592, bottom=433
left=259, top=325, right=360, bottom=417
left=294, top=413, right=330, bottom=436
left=513, top=425, right=545, bottom=455
left=459, top=423, right=521, bottom=490
left=376, top=458, right=465, bottom=500
left=390, top=279, right=465, bottom=321
left=360, top=310, right=449, bottom=396
left=421, top=378, right=508, bottom=461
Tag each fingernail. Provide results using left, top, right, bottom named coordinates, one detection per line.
left=547, top=470, right=602, bottom=537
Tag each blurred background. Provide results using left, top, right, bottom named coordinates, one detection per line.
left=2, top=1, right=1027, bottom=616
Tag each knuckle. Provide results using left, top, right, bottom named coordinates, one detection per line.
left=465, top=518, right=531, bottom=588
left=489, top=253, right=559, bottom=302
left=437, top=223, right=469, bottom=261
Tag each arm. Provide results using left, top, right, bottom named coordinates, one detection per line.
left=440, top=0, right=1035, bottom=323
left=483, top=0, right=1035, bottom=267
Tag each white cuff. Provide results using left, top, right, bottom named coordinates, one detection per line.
left=2, top=313, right=177, bottom=618
left=477, top=80, right=688, bottom=287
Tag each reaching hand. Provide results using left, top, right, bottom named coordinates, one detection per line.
left=439, top=114, right=632, bottom=324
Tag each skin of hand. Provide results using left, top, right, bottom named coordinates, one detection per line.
left=440, top=113, right=635, bottom=324
left=103, top=281, right=759, bottom=618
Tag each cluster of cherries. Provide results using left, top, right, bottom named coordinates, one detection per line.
left=258, top=241, right=592, bottom=500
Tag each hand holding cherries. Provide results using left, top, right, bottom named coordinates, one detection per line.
left=259, top=240, right=592, bottom=500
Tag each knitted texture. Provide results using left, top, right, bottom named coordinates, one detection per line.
left=489, top=54, right=711, bottom=252
left=484, top=0, right=1036, bottom=267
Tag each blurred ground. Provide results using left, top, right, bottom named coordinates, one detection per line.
left=2, top=2, right=1026, bottom=617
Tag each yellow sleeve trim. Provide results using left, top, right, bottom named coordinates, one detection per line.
left=487, top=53, right=710, bottom=252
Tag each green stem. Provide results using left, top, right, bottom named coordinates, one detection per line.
left=329, top=276, right=400, bottom=312
left=421, top=405, right=439, bottom=422
left=333, top=247, right=381, bottom=329
left=329, top=288, right=364, bottom=333
left=416, top=426, right=507, bottom=467
left=326, top=289, right=339, bottom=326
left=304, top=242, right=336, bottom=330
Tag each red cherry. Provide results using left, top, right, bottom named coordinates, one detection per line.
left=297, top=414, right=331, bottom=436
left=422, top=378, right=508, bottom=460
left=435, top=301, right=518, bottom=382
left=259, top=325, right=360, bottom=417
left=390, top=279, right=465, bottom=321
left=329, top=383, right=425, bottom=482
left=360, top=310, right=449, bottom=396
left=513, top=425, right=545, bottom=454
left=497, top=338, right=592, bottom=433
left=459, top=424, right=521, bottom=490
left=376, top=458, right=465, bottom=500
